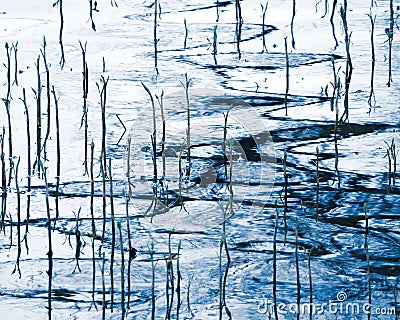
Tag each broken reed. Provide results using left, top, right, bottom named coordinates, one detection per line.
left=331, top=57, right=341, bottom=188
left=330, top=0, right=339, bottom=49
left=150, top=242, right=156, bottom=320
left=261, top=2, right=268, bottom=53
left=183, top=74, right=191, bottom=172
left=295, top=219, right=301, bottom=320
left=154, top=0, right=158, bottom=73
left=291, top=0, right=296, bottom=48
left=166, top=233, right=175, bottom=319
left=0, top=127, right=6, bottom=230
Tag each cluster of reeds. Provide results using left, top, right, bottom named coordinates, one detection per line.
left=384, top=138, right=397, bottom=191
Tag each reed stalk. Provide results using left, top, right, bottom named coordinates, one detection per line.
left=4, top=43, right=13, bottom=185
left=21, top=88, right=31, bottom=252
left=33, top=55, right=42, bottom=178
left=283, top=150, right=288, bottom=233
left=330, top=0, right=338, bottom=49
left=88, top=0, right=97, bottom=31
left=0, top=127, right=6, bottom=231
left=156, top=91, right=166, bottom=180
left=89, top=140, right=98, bottom=311
left=295, top=219, right=301, bottom=320
left=101, top=252, right=106, bottom=319
left=118, top=222, right=126, bottom=318
left=154, top=0, right=158, bottom=73
left=166, top=232, right=174, bottom=319
left=53, top=0, right=65, bottom=68
left=12, top=157, right=21, bottom=278
left=387, top=0, right=394, bottom=87
left=308, top=249, right=313, bottom=320
left=183, top=74, right=191, bottom=173
left=291, top=0, right=296, bottom=48
left=315, top=147, right=319, bottom=221
left=72, top=208, right=82, bottom=273
left=273, top=202, right=279, bottom=320
left=340, top=0, right=352, bottom=122
left=176, top=240, right=182, bottom=319
left=150, top=241, right=156, bottom=320
left=79, top=40, right=89, bottom=175
left=184, top=19, right=188, bottom=49
left=41, top=37, right=51, bottom=159
left=261, top=2, right=268, bottom=53
left=284, top=37, right=289, bottom=116
left=367, top=14, right=376, bottom=108
left=109, top=157, right=116, bottom=312
left=52, top=86, right=61, bottom=219
left=364, top=203, right=371, bottom=320
left=12, top=42, right=18, bottom=86
left=97, top=76, right=109, bottom=243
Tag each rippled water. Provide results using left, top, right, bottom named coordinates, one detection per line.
left=0, top=0, right=399, bottom=319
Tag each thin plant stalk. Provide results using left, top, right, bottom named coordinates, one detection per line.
left=261, top=2, right=268, bottom=53
left=308, top=249, right=313, bottom=320
left=284, top=37, right=289, bottom=116
left=368, top=14, right=376, bottom=108
left=0, top=127, right=6, bottom=231
left=176, top=240, right=182, bottom=319
left=21, top=88, right=31, bottom=252
left=52, top=86, right=61, bottom=219
left=273, top=202, right=279, bottom=320
left=4, top=43, right=13, bottom=185
left=295, top=219, right=301, bottom=320
left=41, top=37, right=51, bottom=158
left=53, top=0, right=66, bottom=68
left=291, top=0, right=296, bottom=48
left=89, top=141, right=98, bottom=311
left=118, top=222, right=126, bottom=318
left=12, top=157, right=21, bottom=278
left=316, top=146, right=319, bottom=221
left=34, top=55, right=42, bottom=178
left=109, top=158, right=116, bottom=312
left=330, top=0, right=338, bottom=49
left=12, top=42, right=19, bottom=86
left=340, top=1, right=353, bottom=122
left=387, top=0, right=394, bottom=87
left=150, top=242, right=156, bottom=320
left=364, top=203, right=371, bottom=320
left=154, top=0, right=158, bottom=73
left=79, top=40, right=89, bottom=175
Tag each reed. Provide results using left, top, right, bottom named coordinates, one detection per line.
left=109, top=158, right=116, bottom=312
left=184, top=19, right=188, bottom=49
left=42, top=162, right=53, bottom=320
left=72, top=208, right=82, bottom=273
left=88, top=0, right=98, bottom=31
left=364, top=203, right=371, bottom=320
left=235, top=20, right=242, bottom=59
left=156, top=91, right=166, bottom=180
left=273, top=201, right=279, bottom=320
left=12, top=157, right=21, bottom=278
left=52, top=86, right=61, bottom=219
left=176, top=240, right=182, bottom=319
left=384, top=138, right=397, bottom=190
left=150, top=241, right=156, bottom=320
left=79, top=40, right=89, bottom=175
left=97, top=76, right=109, bottom=243
left=4, top=43, right=13, bottom=185
left=11, top=42, right=18, bottom=86
left=367, top=13, right=376, bottom=109
left=213, top=25, right=218, bottom=65
left=315, top=147, right=319, bottom=221
left=101, top=252, right=106, bottom=319
left=33, top=55, right=42, bottom=178
left=182, top=74, right=191, bottom=173
left=284, top=37, right=289, bottom=116
left=261, top=2, right=268, bottom=53
left=89, top=140, right=98, bottom=311
left=283, top=150, right=288, bottom=232
left=386, top=0, right=394, bottom=87
left=291, top=0, right=296, bottom=49
left=330, top=0, right=338, bottom=49
left=141, top=83, right=158, bottom=187
left=308, top=248, right=313, bottom=320
left=339, top=0, right=352, bottom=122
left=295, top=219, right=301, bottom=320
left=187, top=274, right=194, bottom=317
left=154, top=0, right=158, bottom=73
left=166, top=232, right=175, bottom=319
left=53, top=0, right=66, bottom=68
left=0, top=127, right=6, bottom=231
left=332, top=58, right=341, bottom=188
left=20, top=88, right=31, bottom=252
left=41, top=37, right=51, bottom=159
left=118, top=221, right=126, bottom=318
